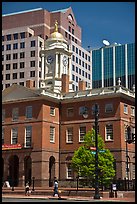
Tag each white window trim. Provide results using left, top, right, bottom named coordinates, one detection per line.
left=50, top=126, right=55, bottom=143
left=25, top=126, right=32, bottom=148
left=66, top=128, right=73, bottom=143
left=105, top=124, right=113, bottom=141
left=66, top=164, right=73, bottom=179
left=50, top=107, right=55, bottom=116
left=79, top=126, right=86, bottom=142
left=11, top=127, right=18, bottom=144
left=124, top=104, right=128, bottom=114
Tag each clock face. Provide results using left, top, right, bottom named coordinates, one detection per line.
left=47, top=55, right=54, bottom=64
left=62, top=56, right=68, bottom=66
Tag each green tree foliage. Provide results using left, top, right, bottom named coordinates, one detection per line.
left=71, top=129, right=115, bottom=187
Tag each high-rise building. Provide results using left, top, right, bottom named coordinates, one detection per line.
left=2, top=7, right=91, bottom=91
left=92, top=43, right=135, bottom=90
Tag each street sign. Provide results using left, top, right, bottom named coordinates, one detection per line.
left=99, top=150, right=106, bottom=153
left=90, top=151, right=96, bottom=154
left=90, top=147, right=96, bottom=150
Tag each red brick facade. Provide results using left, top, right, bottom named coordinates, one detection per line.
left=2, top=85, right=135, bottom=187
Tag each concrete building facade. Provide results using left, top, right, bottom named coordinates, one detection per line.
left=2, top=7, right=91, bottom=91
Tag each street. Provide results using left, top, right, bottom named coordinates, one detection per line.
left=2, top=197, right=130, bottom=202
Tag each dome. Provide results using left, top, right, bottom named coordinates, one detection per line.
left=50, top=31, right=64, bottom=39
left=49, top=20, right=64, bottom=40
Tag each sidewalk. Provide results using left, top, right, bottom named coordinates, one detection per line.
left=2, top=193, right=135, bottom=202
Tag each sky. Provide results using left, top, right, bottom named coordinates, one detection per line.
left=2, top=2, right=135, bottom=49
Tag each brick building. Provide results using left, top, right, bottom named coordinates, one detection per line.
left=2, top=79, right=135, bottom=187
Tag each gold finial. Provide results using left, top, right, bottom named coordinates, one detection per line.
left=54, top=20, right=58, bottom=32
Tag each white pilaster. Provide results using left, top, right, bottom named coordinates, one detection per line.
left=113, top=46, right=116, bottom=86
left=101, top=48, right=104, bottom=87
left=125, top=44, right=128, bottom=89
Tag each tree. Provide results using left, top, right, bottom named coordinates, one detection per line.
left=71, top=129, right=115, bottom=188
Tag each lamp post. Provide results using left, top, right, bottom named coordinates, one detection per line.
left=93, top=103, right=100, bottom=199
left=83, top=103, right=100, bottom=199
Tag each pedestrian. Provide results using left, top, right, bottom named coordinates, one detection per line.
left=25, top=182, right=30, bottom=196
left=53, top=178, right=61, bottom=198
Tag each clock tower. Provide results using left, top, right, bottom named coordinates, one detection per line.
left=40, top=20, right=73, bottom=93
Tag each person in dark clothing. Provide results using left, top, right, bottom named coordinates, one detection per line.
left=25, top=182, right=30, bottom=196
left=53, top=178, right=61, bottom=198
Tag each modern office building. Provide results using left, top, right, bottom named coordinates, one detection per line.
left=92, top=43, right=135, bottom=90
left=2, top=7, right=91, bottom=91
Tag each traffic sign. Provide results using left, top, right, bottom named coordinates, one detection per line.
left=90, top=147, right=96, bottom=150
left=90, top=151, right=96, bottom=154
left=99, top=150, right=106, bottom=153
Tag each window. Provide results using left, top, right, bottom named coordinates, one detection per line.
left=105, top=103, right=113, bottom=113
left=13, top=33, right=18, bottom=40
left=6, top=54, right=11, bottom=60
left=124, top=104, right=128, bottom=114
left=2, top=109, right=5, bottom=122
left=2, top=45, right=4, bottom=51
left=25, top=126, right=32, bottom=147
left=20, top=42, right=25, bottom=48
left=20, top=72, right=24, bottom=78
left=67, top=108, right=74, bottom=117
left=31, top=40, right=35, bottom=47
left=79, top=59, right=81, bottom=65
left=72, top=45, right=75, bottom=52
left=5, top=84, right=10, bottom=88
left=2, top=35, right=5, bottom=41
left=66, top=127, right=73, bottom=143
left=50, top=126, right=55, bottom=143
left=20, top=62, right=25, bottom=68
left=76, top=47, right=78, bottom=54
left=30, top=61, right=35, bottom=67
left=50, top=107, right=55, bottom=116
left=82, top=52, right=84, bottom=58
left=2, top=55, right=4, bottom=61
left=79, top=50, right=81, bottom=56
left=20, top=52, right=25, bottom=58
left=2, top=128, right=4, bottom=145
left=6, top=34, right=11, bottom=41
left=20, top=82, right=24, bottom=86
left=79, top=106, right=88, bottom=116
left=79, top=126, right=86, bottom=142
left=13, top=73, right=17, bottom=79
left=6, top=44, right=11, bottom=50
left=72, top=65, right=75, bottom=71
left=68, top=26, right=71, bottom=32
left=26, top=106, right=32, bottom=119
left=92, top=125, right=99, bottom=134
left=88, top=56, right=90, bottom=62
left=31, top=51, right=35, bottom=57
left=20, top=32, right=25, bottom=39
left=72, top=28, right=74, bottom=35
left=11, top=127, right=18, bottom=144
left=106, top=124, right=113, bottom=140
left=30, top=71, right=35, bottom=77
left=13, top=43, right=18, bottom=49
left=6, top=64, right=11, bottom=70
left=76, top=67, right=78, bottom=73
left=76, top=57, right=78, bottom=63
left=72, top=55, right=75, bottom=61
left=13, top=53, right=18, bottom=59
left=13, top=63, right=18, bottom=69
left=12, top=107, right=19, bottom=121
left=6, top=74, right=10, bottom=80
left=65, top=31, right=68, bottom=38
left=66, top=164, right=73, bottom=179
left=131, top=106, right=135, bottom=116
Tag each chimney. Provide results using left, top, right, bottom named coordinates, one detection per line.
left=62, top=74, right=69, bottom=93
left=26, top=80, right=34, bottom=89
left=79, top=80, right=86, bottom=91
